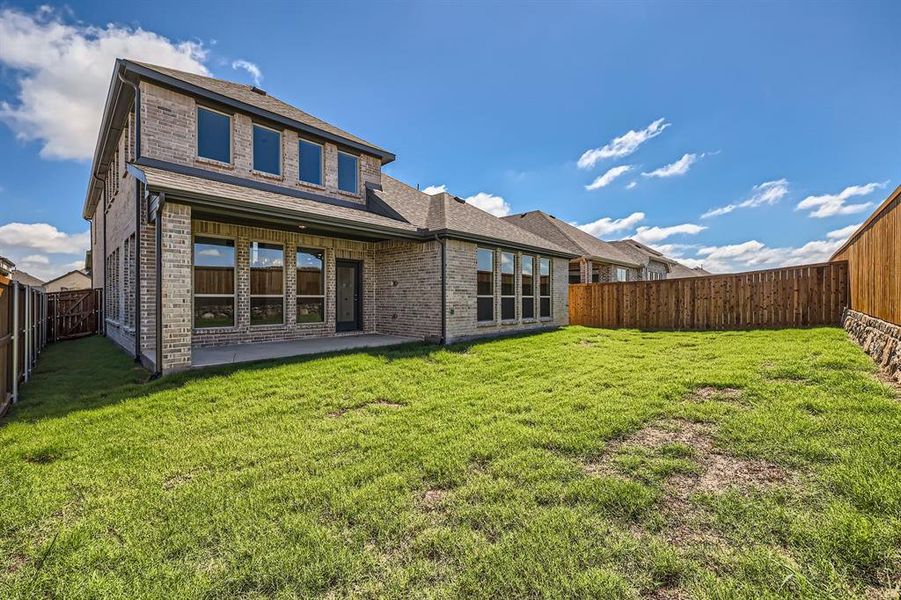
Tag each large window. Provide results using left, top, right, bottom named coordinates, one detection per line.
left=477, top=248, right=494, bottom=322
left=539, top=257, right=551, bottom=318
left=250, top=242, right=284, bottom=325
left=297, top=248, right=325, bottom=323
left=337, top=151, right=359, bottom=194
left=501, top=252, right=515, bottom=320
left=197, top=107, right=231, bottom=163
left=522, top=255, right=535, bottom=319
left=253, top=124, right=281, bottom=175
left=298, top=139, right=323, bottom=186
left=194, top=237, right=235, bottom=328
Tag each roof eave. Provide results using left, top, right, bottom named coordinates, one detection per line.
left=430, top=228, right=578, bottom=259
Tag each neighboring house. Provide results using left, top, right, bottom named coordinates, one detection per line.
left=667, top=262, right=712, bottom=279
left=43, top=270, right=92, bottom=293
left=0, top=255, right=13, bottom=278
left=503, top=211, right=642, bottom=283
left=10, top=270, right=45, bottom=289
left=610, top=239, right=682, bottom=280
left=84, top=60, right=575, bottom=375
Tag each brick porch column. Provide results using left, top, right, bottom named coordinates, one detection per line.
left=160, top=202, right=192, bottom=373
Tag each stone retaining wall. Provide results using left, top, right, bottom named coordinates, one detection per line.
left=843, top=309, right=900, bottom=383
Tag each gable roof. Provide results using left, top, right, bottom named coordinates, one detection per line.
left=131, top=61, right=392, bottom=160
left=43, top=270, right=91, bottom=287
left=610, top=239, right=679, bottom=268
left=11, top=270, right=44, bottom=288
left=502, top=211, right=641, bottom=267
left=667, top=262, right=712, bottom=279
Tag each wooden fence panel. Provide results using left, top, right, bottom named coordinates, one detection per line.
left=0, top=278, right=52, bottom=415
left=569, top=261, right=849, bottom=331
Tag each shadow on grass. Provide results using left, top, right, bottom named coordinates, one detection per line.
left=6, top=330, right=552, bottom=424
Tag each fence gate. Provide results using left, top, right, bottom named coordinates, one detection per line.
left=47, top=289, right=102, bottom=342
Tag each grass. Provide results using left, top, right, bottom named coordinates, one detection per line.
left=0, top=327, right=899, bottom=598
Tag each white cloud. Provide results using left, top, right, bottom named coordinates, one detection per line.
left=702, top=179, right=789, bottom=219
left=464, top=192, right=512, bottom=217
left=680, top=225, right=857, bottom=273
left=575, top=212, right=646, bottom=238
left=22, top=254, right=50, bottom=264
left=0, top=222, right=90, bottom=254
left=796, top=182, right=886, bottom=218
left=422, top=184, right=448, bottom=195
left=585, top=165, right=632, bottom=191
left=232, top=59, right=262, bottom=87
left=577, top=118, right=669, bottom=169
left=641, top=153, right=700, bottom=178
left=626, top=181, right=637, bottom=190
left=0, top=223, right=89, bottom=280
left=0, top=7, right=211, bottom=160
left=633, top=223, right=707, bottom=244
left=826, top=223, right=861, bottom=239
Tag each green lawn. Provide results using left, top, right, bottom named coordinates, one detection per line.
left=1, top=328, right=899, bottom=599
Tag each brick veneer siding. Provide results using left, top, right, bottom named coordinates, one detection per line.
left=139, top=81, right=380, bottom=206
left=444, top=239, right=568, bottom=343
left=160, top=202, right=193, bottom=372
left=572, top=258, right=639, bottom=283
left=188, top=219, right=381, bottom=349
left=373, top=240, right=442, bottom=341
left=642, top=259, right=668, bottom=280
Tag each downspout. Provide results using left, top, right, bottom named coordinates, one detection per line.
left=118, top=71, right=142, bottom=361
left=434, top=235, right=446, bottom=344
left=152, top=192, right=166, bottom=379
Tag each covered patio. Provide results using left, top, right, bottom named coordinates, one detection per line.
left=191, top=333, right=419, bottom=368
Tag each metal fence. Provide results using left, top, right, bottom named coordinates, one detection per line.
left=1, top=276, right=50, bottom=416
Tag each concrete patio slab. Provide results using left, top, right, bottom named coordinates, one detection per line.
left=192, top=334, right=421, bottom=368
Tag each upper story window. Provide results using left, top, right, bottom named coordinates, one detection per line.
left=337, top=151, right=359, bottom=194
left=477, top=248, right=494, bottom=322
left=253, top=124, right=281, bottom=175
left=299, top=139, right=323, bottom=186
left=197, top=107, right=231, bottom=164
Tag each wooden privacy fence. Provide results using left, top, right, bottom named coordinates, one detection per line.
left=569, top=261, right=849, bottom=330
left=1, top=277, right=49, bottom=415
left=46, top=288, right=103, bottom=342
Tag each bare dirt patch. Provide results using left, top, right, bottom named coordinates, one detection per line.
left=686, top=386, right=744, bottom=403
left=5, top=553, right=27, bottom=574
left=163, top=473, right=196, bottom=490
left=586, top=419, right=791, bottom=547
left=420, top=488, right=448, bottom=511
left=327, top=400, right=405, bottom=418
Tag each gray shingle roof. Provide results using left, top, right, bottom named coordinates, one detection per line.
left=667, top=262, right=713, bottom=278
left=133, top=164, right=575, bottom=256
left=610, top=239, right=679, bottom=267
left=131, top=61, right=392, bottom=159
left=502, top=211, right=641, bottom=267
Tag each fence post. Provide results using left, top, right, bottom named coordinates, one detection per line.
left=11, top=281, right=18, bottom=404
left=24, top=287, right=30, bottom=382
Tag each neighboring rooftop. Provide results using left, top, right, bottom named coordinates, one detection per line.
left=668, top=262, right=712, bottom=279
left=610, top=239, right=679, bottom=267
left=502, top=211, right=641, bottom=267
left=10, top=270, right=45, bottom=288
left=0, top=255, right=14, bottom=277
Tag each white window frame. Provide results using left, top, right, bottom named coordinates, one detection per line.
left=298, top=138, right=325, bottom=186
left=192, top=235, right=237, bottom=330
left=296, top=246, right=326, bottom=324
left=337, top=150, right=360, bottom=195
left=539, top=257, right=552, bottom=319
left=614, top=267, right=628, bottom=282
left=252, top=122, right=283, bottom=176
left=196, top=106, right=233, bottom=165
left=476, top=247, right=495, bottom=323
left=249, top=240, right=286, bottom=327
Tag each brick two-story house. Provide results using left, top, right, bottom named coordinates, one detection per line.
left=85, top=60, right=575, bottom=375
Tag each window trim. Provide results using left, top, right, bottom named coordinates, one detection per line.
left=476, top=247, right=495, bottom=324
left=614, top=267, right=628, bottom=282
left=539, top=256, right=552, bottom=319
left=192, top=234, right=237, bottom=330
left=296, top=246, right=326, bottom=325
left=500, top=251, right=516, bottom=322
left=249, top=240, right=286, bottom=327
left=336, top=150, right=360, bottom=195
left=251, top=122, right=283, bottom=177
left=298, top=137, right=325, bottom=187
left=195, top=105, right=233, bottom=165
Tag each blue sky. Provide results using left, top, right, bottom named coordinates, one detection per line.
left=1, top=1, right=899, bottom=278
